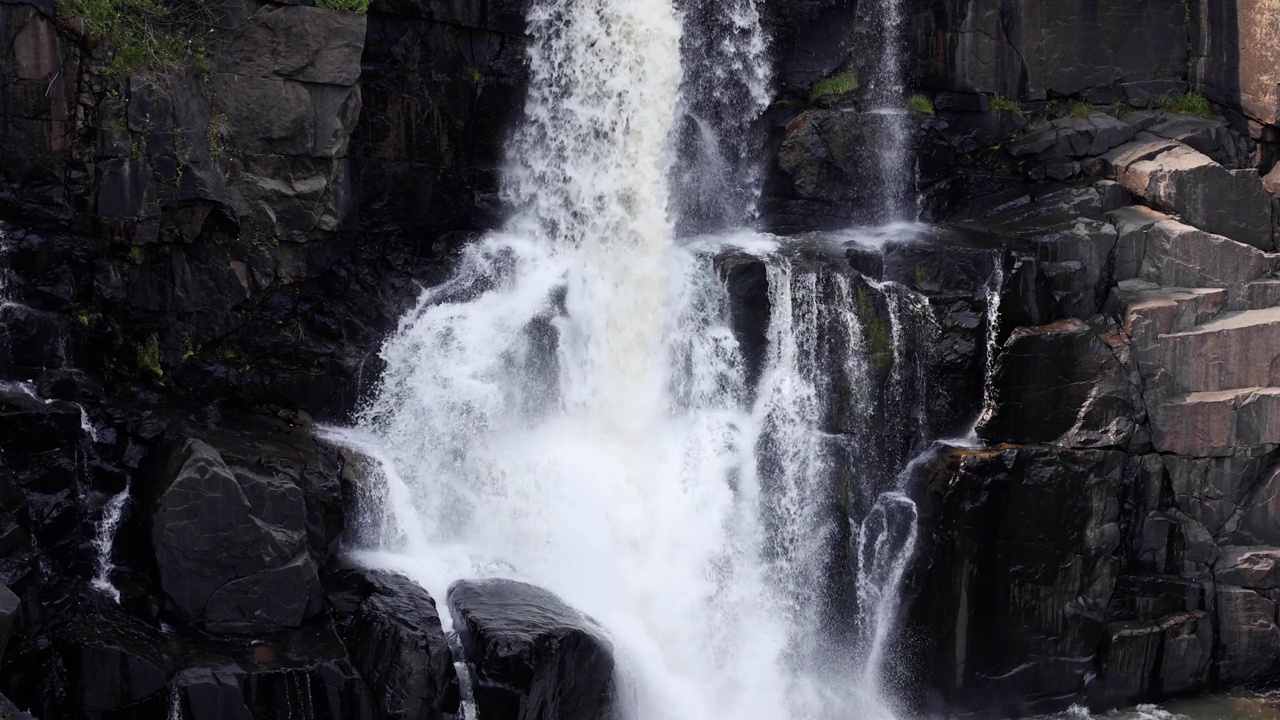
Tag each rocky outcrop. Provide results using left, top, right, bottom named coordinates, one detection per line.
left=150, top=437, right=330, bottom=633
left=328, top=566, right=459, bottom=720
left=449, top=579, right=615, bottom=720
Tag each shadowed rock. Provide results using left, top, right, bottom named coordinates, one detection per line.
left=448, top=579, right=614, bottom=720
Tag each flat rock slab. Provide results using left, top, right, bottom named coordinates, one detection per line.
left=1149, top=387, right=1280, bottom=456
left=1107, top=139, right=1275, bottom=250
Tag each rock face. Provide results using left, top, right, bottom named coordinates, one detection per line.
left=151, top=438, right=328, bottom=633
left=449, top=579, right=615, bottom=720
left=328, top=566, right=460, bottom=720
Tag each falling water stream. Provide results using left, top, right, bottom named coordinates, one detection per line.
left=325, top=0, right=930, bottom=717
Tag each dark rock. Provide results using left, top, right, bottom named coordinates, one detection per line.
left=449, top=579, right=614, bottom=720
left=328, top=566, right=459, bottom=720
left=1215, top=585, right=1280, bottom=684
left=0, top=692, right=35, bottom=720
left=55, top=602, right=171, bottom=713
left=978, top=319, right=1137, bottom=449
left=169, top=619, right=374, bottom=720
left=150, top=437, right=324, bottom=633
left=768, top=109, right=915, bottom=228
left=0, top=583, right=16, bottom=662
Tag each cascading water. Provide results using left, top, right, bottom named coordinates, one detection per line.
left=331, top=0, right=936, bottom=717
left=860, top=0, right=911, bottom=220
left=91, top=481, right=131, bottom=603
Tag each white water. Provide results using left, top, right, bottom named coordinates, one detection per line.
left=91, top=481, right=130, bottom=603
left=333, top=0, right=929, bottom=717
left=967, top=261, right=1005, bottom=441
left=863, top=0, right=910, bottom=219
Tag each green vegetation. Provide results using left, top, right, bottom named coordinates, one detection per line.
left=316, top=0, right=369, bottom=13
left=907, top=93, right=934, bottom=115
left=1069, top=100, right=1093, bottom=118
left=57, top=0, right=216, bottom=78
left=136, top=334, right=163, bottom=377
left=990, top=94, right=1021, bottom=113
left=1161, top=91, right=1214, bottom=117
left=809, top=71, right=858, bottom=103
left=1109, top=100, right=1131, bottom=119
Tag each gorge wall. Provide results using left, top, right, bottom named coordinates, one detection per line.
left=0, top=0, right=1279, bottom=717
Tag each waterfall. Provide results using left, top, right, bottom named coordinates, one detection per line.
left=967, top=260, right=1004, bottom=440
left=862, top=0, right=911, bottom=220
left=91, top=481, right=131, bottom=603
left=337, top=0, right=933, bottom=717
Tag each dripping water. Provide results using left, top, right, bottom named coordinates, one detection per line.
left=968, top=260, right=1005, bottom=441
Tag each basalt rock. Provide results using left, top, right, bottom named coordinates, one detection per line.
left=327, top=566, right=459, bottom=720
left=149, top=429, right=342, bottom=634
left=978, top=319, right=1139, bottom=450
left=449, top=579, right=615, bottom=720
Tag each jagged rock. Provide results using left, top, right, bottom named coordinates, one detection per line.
left=168, top=619, right=374, bottom=720
left=910, top=446, right=1135, bottom=714
left=978, top=319, right=1136, bottom=449
left=770, top=109, right=913, bottom=228
left=1107, top=206, right=1278, bottom=289
left=1095, top=613, right=1213, bottom=703
left=0, top=583, right=16, bottom=662
left=55, top=603, right=171, bottom=713
left=1234, top=466, right=1280, bottom=546
left=1217, top=546, right=1280, bottom=589
left=1009, top=113, right=1135, bottom=163
left=213, top=5, right=366, bottom=86
left=0, top=692, right=35, bottom=720
left=449, top=579, right=614, bottom=720
left=1215, top=585, right=1280, bottom=684
left=150, top=438, right=324, bottom=633
left=1104, top=139, right=1275, bottom=250
left=327, top=566, right=459, bottom=720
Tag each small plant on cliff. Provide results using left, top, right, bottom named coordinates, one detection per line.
left=1069, top=101, right=1093, bottom=118
left=906, top=93, right=934, bottom=115
left=809, top=71, right=859, bottom=103
left=136, top=334, right=163, bottom=377
left=1162, top=91, right=1214, bottom=117
left=58, top=0, right=218, bottom=77
left=989, top=94, right=1022, bottom=113
left=316, top=0, right=368, bottom=13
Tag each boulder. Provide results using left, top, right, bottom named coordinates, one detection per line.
left=449, top=579, right=614, bottom=720
left=150, top=438, right=324, bottom=633
left=1216, top=546, right=1280, bottom=589
left=978, top=319, right=1137, bottom=449
left=327, top=567, right=459, bottom=720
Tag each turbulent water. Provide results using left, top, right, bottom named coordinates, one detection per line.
left=330, top=0, right=933, bottom=718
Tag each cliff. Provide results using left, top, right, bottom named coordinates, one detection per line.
left=0, top=0, right=1278, bottom=717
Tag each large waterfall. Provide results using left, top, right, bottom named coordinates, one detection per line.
left=330, top=0, right=929, bottom=718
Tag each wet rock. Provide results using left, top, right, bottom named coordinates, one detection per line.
left=0, top=583, right=16, bottom=662
left=150, top=438, right=324, bottom=633
left=0, top=692, right=35, bottom=720
left=168, top=619, right=374, bottom=720
left=910, top=446, right=1134, bottom=714
left=328, top=566, right=459, bottom=720
left=449, top=579, right=614, bottom=720
left=978, top=319, right=1137, bottom=449
left=55, top=602, right=171, bottom=713
left=769, top=109, right=915, bottom=229
left=1215, top=585, right=1280, bottom=684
